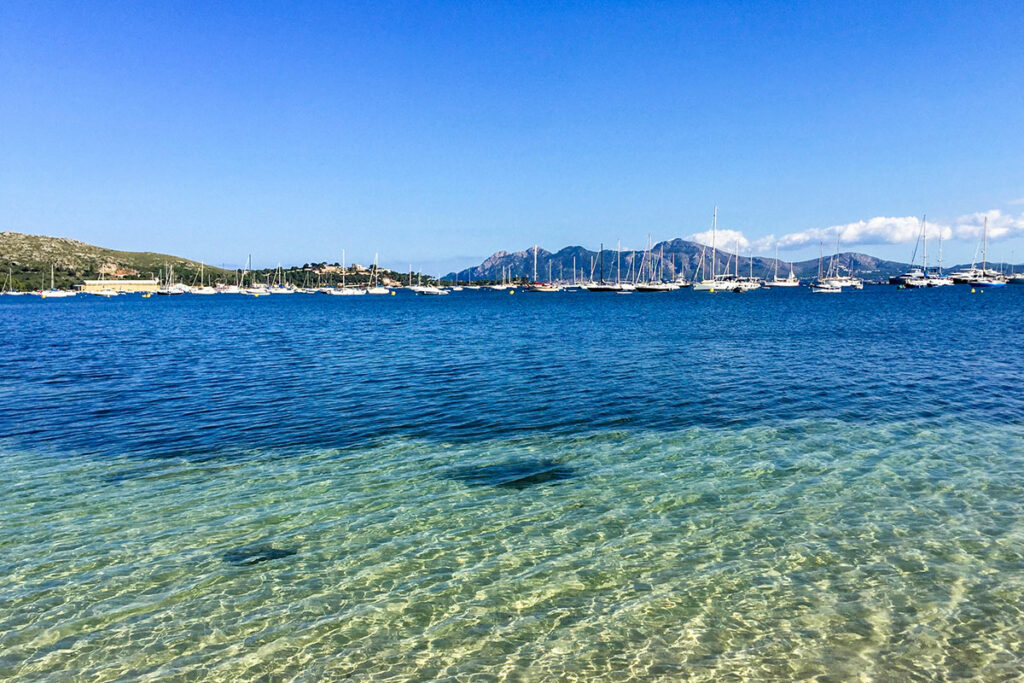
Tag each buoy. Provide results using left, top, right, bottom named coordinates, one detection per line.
left=391, top=291, right=396, bottom=296
left=971, top=288, right=976, bottom=293
left=509, top=289, right=514, bottom=295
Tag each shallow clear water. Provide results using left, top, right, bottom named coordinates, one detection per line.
left=2, top=287, right=1022, bottom=680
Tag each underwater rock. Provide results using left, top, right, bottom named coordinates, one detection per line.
left=447, top=459, right=576, bottom=489
left=223, top=544, right=298, bottom=566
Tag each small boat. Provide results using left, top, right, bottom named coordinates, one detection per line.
left=410, top=285, right=448, bottom=295
left=634, top=282, right=676, bottom=292
left=811, top=281, right=843, bottom=293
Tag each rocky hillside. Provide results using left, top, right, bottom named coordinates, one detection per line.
left=0, top=232, right=232, bottom=290
left=444, top=239, right=919, bottom=283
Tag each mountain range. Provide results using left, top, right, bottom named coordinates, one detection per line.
left=443, top=239, right=1017, bottom=283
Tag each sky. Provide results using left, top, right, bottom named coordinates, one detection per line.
left=2, top=0, right=1024, bottom=273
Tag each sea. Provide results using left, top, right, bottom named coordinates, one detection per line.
left=1, top=286, right=1022, bottom=681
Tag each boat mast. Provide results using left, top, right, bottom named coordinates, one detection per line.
left=982, top=216, right=989, bottom=273
left=938, top=228, right=944, bottom=274
left=616, top=240, right=621, bottom=285
left=711, top=207, right=718, bottom=280
left=922, top=215, right=927, bottom=272
left=533, top=245, right=538, bottom=283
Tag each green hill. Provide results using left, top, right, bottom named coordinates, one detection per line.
left=0, top=232, right=427, bottom=291
left=0, top=232, right=233, bottom=291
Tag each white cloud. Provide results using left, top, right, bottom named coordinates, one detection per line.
left=952, top=209, right=1024, bottom=241
left=688, top=209, right=1024, bottom=256
left=1007, top=197, right=1024, bottom=206
left=775, top=216, right=952, bottom=250
left=686, top=228, right=775, bottom=253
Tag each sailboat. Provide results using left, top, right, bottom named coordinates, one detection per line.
left=817, top=231, right=863, bottom=290
left=586, top=243, right=622, bottom=291
left=192, top=263, right=218, bottom=294
left=527, top=245, right=562, bottom=292
left=462, top=268, right=481, bottom=289
left=329, top=249, right=367, bottom=295
left=1, top=266, right=25, bottom=296
left=926, top=227, right=953, bottom=286
left=488, top=266, right=514, bottom=291
left=811, top=243, right=842, bottom=293
left=366, top=253, right=390, bottom=294
left=635, top=239, right=677, bottom=291
left=38, top=264, right=77, bottom=298
left=973, top=217, right=1007, bottom=287
left=764, top=244, right=800, bottom=287
left=267, top=264, right=295, bottom=294
left=692, top=208, right=735, bottom=291
left=158, top=264, right=187, bottom=295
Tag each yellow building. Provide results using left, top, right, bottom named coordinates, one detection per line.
left=78, top=279, right=160, bottom=293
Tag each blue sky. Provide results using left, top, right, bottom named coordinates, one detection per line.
left=2, top=1, right=1023, bottom=272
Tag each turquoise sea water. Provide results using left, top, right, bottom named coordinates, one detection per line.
left=2, top=287, right=1022, bottom=680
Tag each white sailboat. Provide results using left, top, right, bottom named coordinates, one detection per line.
left=692, top=208, right=730, bottom=291
left=488, top=266, right=514, bottom=290
left=38, top=264, right=77, bottom=298
left=973, top=217, right=1007, bottom=287
left=817, top=232, right=863, bottom=290
left=927, top=227, right=953, bottom=286
left=366, top=253, right=390, bottom=294
left=764, top=244, right=800, bottom=287
left=330, top=249, right=367, bottom=295
left=811, top=243, right=842, bottom=293
left=1, top=266, right=26, bottom=296
left=191, top=263, right=218, bottom=294
left=527, top=246, right=563, bottom=292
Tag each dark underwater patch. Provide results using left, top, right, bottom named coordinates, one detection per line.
left=447, top=458, right=577, bottom=490
left=223, top=544, right=298, bottom=566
